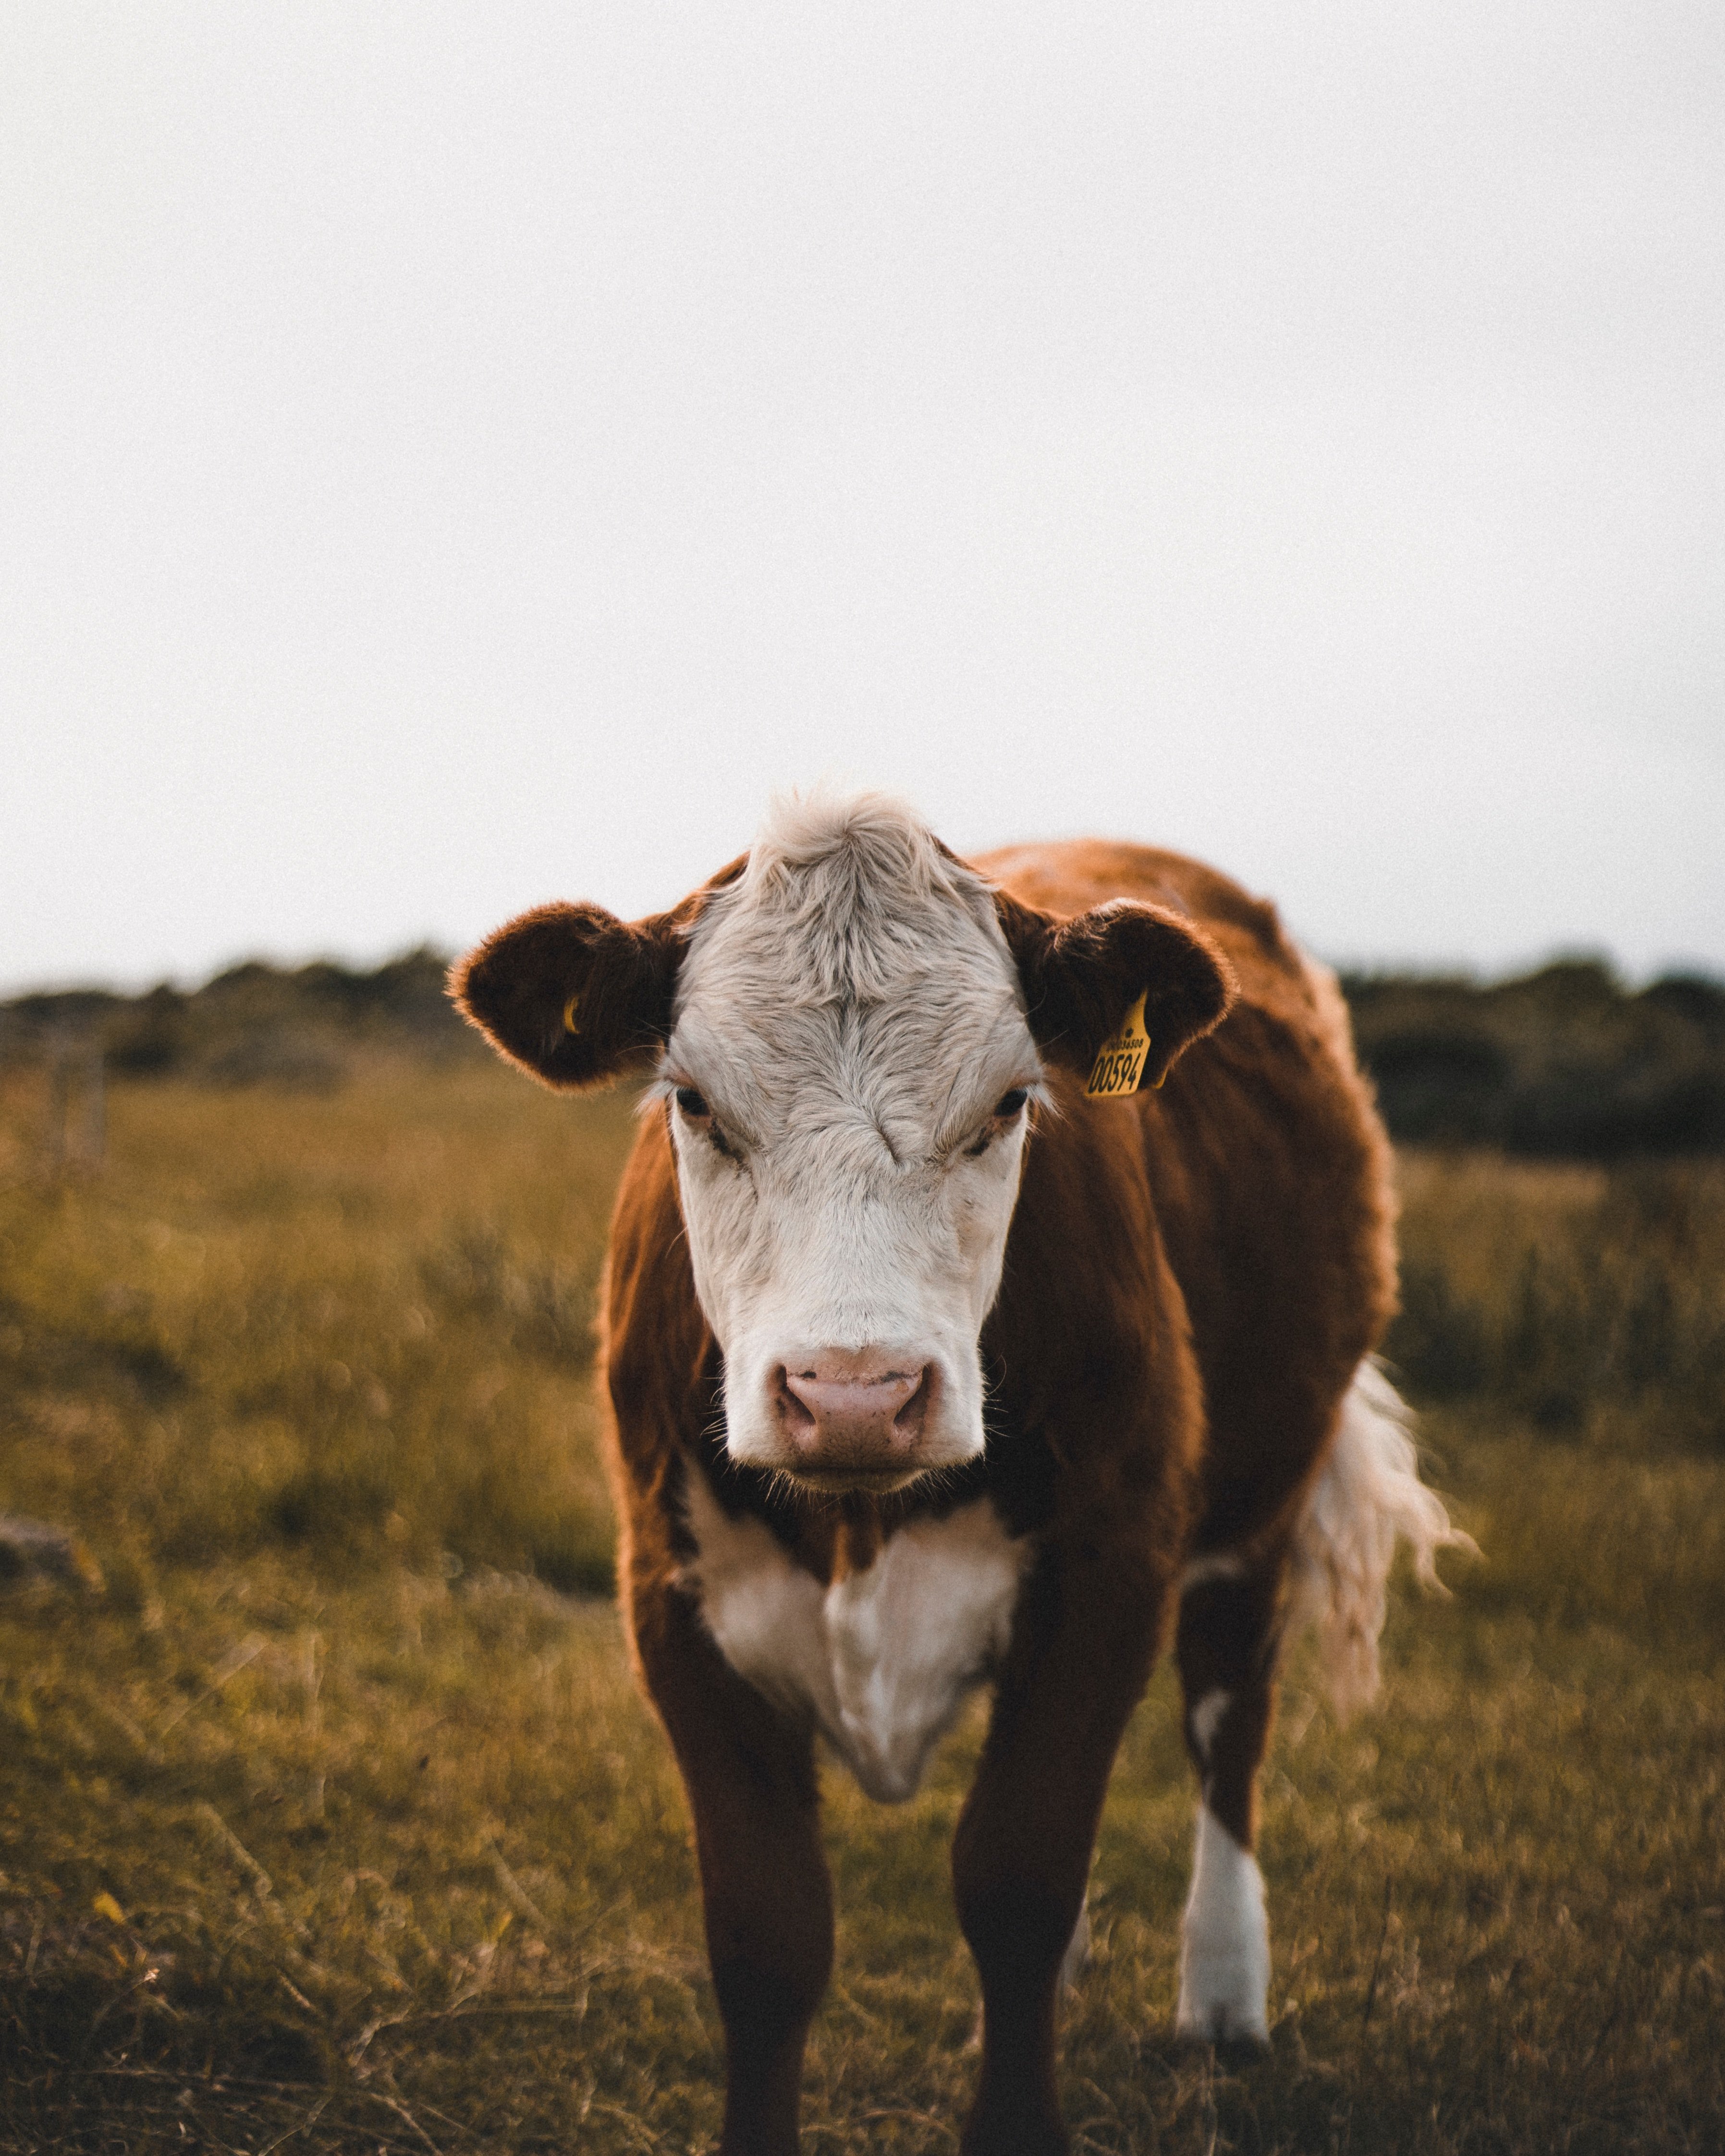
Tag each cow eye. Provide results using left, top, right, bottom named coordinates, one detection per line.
left=673, top=1087, right=711, bottom=1120
left=964, top=1089, right=1031, bottom=1157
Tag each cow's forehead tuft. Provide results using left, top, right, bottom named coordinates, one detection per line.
left=744, top=785, right=952, bottom=896
left=684, top=789, right=1015, bottom=1012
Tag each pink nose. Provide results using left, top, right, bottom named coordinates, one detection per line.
left=775, top=1357, right=933, bottom=1476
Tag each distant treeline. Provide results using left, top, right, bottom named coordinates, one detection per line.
left=0, top=950, right=471, bottom=1093
left=4, top=949, right=1725, bottom=1158
left=1342, top=960, right=1725, bottom=1159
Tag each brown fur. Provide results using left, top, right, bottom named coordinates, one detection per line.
left=992, top=884, right=1236, bottom=1085
left=461, top=837, right=1398, bottom=2156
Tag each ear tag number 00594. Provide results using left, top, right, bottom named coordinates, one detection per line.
left=1086, top=991, right=1152, bottom=1098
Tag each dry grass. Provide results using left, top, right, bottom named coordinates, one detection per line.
left=0, top=1060, right=631, bottom=1593
left=1, top=1065, right=1721, bottom=2153
left=1391, top=1153, right=1725, bottom=1452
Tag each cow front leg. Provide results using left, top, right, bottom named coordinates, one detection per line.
left=952, top=1552, right=1168, bottom=2156
left=1173, top=1557, right=1284, bottom=2045
left=635, top=1588, right=834, bottom=2156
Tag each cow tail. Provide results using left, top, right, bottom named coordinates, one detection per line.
left=1285, top=1357, right=1477, bottom=1718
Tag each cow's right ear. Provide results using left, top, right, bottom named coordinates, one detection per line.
left=449, top=901, right=689, bottom=1091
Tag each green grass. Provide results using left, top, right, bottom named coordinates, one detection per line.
left=1, top=1066, right=1721, bottom=2152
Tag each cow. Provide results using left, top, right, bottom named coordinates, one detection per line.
left=451, top=792, right=1469, bottom=2156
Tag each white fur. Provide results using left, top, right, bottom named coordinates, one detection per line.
left=681, top=1468, right=1032, bottom=1803
left=1059, top=1896, right=1091, bottom=1994
left=1175, top=1807, right=1271, bottom=2044
left=661, top=792, right=1043, bottom=1477
left=1180, top=1551, right=1246, bottom=1593
left=1188, top=1686, right=1232, bottom=1766
left=1286, top=1356, right=1477, bottom=1717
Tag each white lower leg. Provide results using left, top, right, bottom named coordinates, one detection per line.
left=1175, top=1805, right=1270, bottom=2043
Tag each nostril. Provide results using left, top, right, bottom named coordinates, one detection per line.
left=893, top=1368, right=933, bottom=1436
left=774, top=1368, right=817, bottom=1434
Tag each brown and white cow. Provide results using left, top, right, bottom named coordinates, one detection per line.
left=452, top=792, right=1468, bottom=2156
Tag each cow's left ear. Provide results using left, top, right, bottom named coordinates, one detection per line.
left=994, top=890, right=1236, bottom=1090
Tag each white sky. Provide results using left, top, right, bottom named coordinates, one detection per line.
left=3, top=2, right=1722, bottom=994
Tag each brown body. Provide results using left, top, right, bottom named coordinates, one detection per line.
left=595, top=840, right=1396, bottom=2155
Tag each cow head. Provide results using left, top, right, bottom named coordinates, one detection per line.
left=453, top=794, right=1233, bottom=1495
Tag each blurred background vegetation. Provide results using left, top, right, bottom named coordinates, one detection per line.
left=0, top=955, right=1721, bottom=2151
left=9, top=947, right=1725, bottom=1473
left=1343, top=961, right=1725, bottom=1159
left=13, top=949, right=1725, bottom=1156
left=11, top=946, right=1725, bottom=1155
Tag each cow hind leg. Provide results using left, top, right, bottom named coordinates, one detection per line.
left=1173, top=1360, right=1476, bottom=2046
left=1173, top=1559, right=1280, bottom=2045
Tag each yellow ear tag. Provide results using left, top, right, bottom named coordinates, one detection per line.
left=562, top=995, right=580, bottom=1035
left=1086, top=991, right=1152, bottom=1098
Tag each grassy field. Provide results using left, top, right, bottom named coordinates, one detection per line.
left=0, top=1060, right=1721, bottom=2154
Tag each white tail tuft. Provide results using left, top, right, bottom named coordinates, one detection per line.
left=1286, top=1358, right=1477, bottom=1718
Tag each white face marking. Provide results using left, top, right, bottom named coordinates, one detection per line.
left=1175, top=1806, right=1271, bottom=2045
left=680, top=1468, right=1031, bottom=1804
left=661, top=794, right=1042, bottom=1486
left=1189, top=1687, right=1232, bottom=1766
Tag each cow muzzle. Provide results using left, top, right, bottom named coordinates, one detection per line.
left=769, top=1352, right=942, bottom=1494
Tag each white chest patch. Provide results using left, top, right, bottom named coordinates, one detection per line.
left=680, top=1466, right=1031, bottom=1804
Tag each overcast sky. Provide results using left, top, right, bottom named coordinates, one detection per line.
left=3, top=2, right=1721, bottom=994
